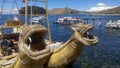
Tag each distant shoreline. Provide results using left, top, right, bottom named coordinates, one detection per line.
left=1, top=13, right=120, bottom=16
left=50, top=13, right=120, bottom=16
left=86, top=14, right=120, bottom=16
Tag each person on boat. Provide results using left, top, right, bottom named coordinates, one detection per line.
left=0, top=39, right=8, bottom=56
left=7, top=39, right=15, bottom=55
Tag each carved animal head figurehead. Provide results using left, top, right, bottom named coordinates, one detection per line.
left=18, top=25, right=51, bottom=60
left=71, top=23, right=98, bottom=45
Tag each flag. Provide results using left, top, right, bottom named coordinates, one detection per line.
left=60, top=16, right=62, bottom=18
left=22, top=0, right=25, bottom=3
left=20, top=7, right=24, bottom=11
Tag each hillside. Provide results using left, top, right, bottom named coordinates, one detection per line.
left=19, top=6, right=46, bottom=14
left=49, top=7, right=89, bottom=14
left=98, top=6, right=120, bottom=14
left=19, top=6, right=120, bottom=15
left=49, top=7, right=120, bottom=15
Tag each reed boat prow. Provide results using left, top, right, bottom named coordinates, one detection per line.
left=47, top=23, right=98, bottom=67
left=0, top=23, right=99, bottom=68
left=0, top=0, right=99, bottom=68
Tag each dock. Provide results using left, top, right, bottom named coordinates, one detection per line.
left=81, top=18, right=120, bottom=24
left=54, top=17, right=120, bottom=26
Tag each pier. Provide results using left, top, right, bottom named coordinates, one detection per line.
left=81, top=18, right=120, bottom=24
left=80, top=18, right=120, bottom=24
left=55, top=17, right=120, bottom=26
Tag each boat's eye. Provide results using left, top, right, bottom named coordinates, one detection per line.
left=77, top=27, right=81, bottom=32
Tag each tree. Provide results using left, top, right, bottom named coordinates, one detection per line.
left=19, top=6, right=46, bottom=15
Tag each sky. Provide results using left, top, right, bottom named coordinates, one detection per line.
left=48, top=0, right=120, bottom=11
left=0, top=0, right=120, bottom=14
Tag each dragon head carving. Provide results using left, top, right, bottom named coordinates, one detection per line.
left=18, top=25, right=51, bottom=60
left=3, top=24, right=98, bottom=68
left=71, top=23, right=98, bottom=45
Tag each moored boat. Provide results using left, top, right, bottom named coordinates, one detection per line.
left=30, top=16, right=46, bottom=24
left=105, top=20, right=120, bottom=29
left=55, top=16, right=83, bottom=24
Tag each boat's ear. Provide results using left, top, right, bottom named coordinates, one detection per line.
left=71, top=23, right=83, bottom=32
left=71, top=26, right=76, bottom=32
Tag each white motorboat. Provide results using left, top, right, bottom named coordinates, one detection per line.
left=55, top=16, right=82, bottom=24
left=106, top=20, right=120, bottom=28
left=30, top=16, right=46, bottom=24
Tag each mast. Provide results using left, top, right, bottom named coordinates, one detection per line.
left=24, top=0, right=52, bottom=43
left=45, top=0, right=52, bottom=43
left=0, top=0, right=5, bottom=20
left=25, top=0, right=28, bottom=26
left=30, top=0, right=33, bottom=25
left=65, top=0, right=71, bottom=17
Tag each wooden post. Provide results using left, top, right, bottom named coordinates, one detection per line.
left=30, top=0, right=33, bottom=25
left=45, top=0, right=52, bottom=43
left=0, top=27, right=3, bottom=40
left=86, top=19, right=88, bottom=24
left=25, top=0, right=28, bottom=26
left=92, top=19, right=95, bottom=25
left=109, top=19, right=112, bottom=23
left=84, top=19, right=88, bottom=24
left=82, top=19, right=85, bottom=24
left=98, top=19, right=102, bottom=26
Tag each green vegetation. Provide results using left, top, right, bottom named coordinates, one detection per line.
left=19, top=6, right=46, bottom=14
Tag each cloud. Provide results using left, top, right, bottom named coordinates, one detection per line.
left=87, top=3, right=116, bottom=12
left=96, top=3, right=106, bottom=7
left=0, top=8, right=19, bottom=14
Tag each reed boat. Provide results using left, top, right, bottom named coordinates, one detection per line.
left=0, top=16, right=23, bottom=40
left=0, top=0, right=98, bottom=68
left=0, top=0, right=23, bottom=62
left=0, top=16, right=23, bottom=67
left=0, top=23, right=98, bottom=68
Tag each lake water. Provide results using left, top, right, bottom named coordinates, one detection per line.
left=0, top=14, right=120, bottom=68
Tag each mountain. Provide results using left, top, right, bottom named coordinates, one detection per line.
left=49, top=7, right=120, bottom=15
left=97, top=6, right=120, bottom=15
left=49, top=7, right=89, bottom=14
left=19, top=6, right=120, bottom=15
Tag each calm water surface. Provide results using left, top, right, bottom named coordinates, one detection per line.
left=0, top=14, right=120, bottom=68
